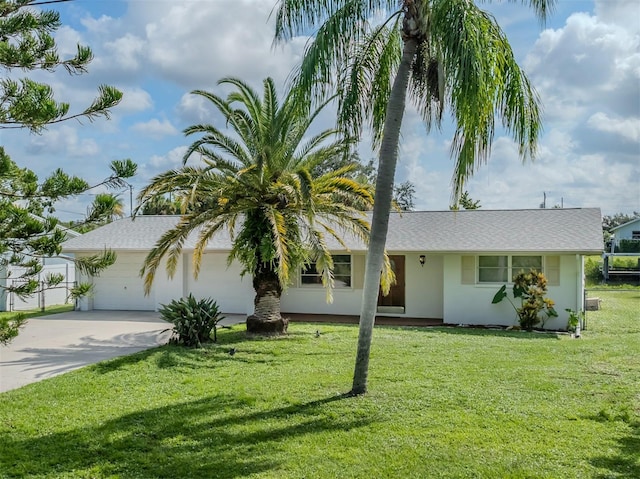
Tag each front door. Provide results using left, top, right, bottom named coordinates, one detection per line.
left=378, top=255, right=405, bottom=313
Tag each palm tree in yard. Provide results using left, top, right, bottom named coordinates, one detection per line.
left=274, top=0, right=556, bottom=394
left=87, top=193, right=125, bottom=223
left=137, top=77, right=374, bottom=335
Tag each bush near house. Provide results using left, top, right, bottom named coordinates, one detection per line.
left=492, top=270, right=558, bottom=330
left=159, top=294, right=224, bottom=347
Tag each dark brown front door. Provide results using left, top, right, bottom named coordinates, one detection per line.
left=378, top=255, right=405, bottom=310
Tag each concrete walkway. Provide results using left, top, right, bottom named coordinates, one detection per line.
left=0, top=310, right=246, bottom=393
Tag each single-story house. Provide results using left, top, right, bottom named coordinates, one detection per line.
left=610, top=217, right=640, bottom=252
left=62, top=208, right=603, bottom=330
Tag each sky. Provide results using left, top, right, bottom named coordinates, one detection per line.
left=2, top=0, right=638, bottom=221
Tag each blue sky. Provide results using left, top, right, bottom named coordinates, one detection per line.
left=2, top=0, right=638, bottom=220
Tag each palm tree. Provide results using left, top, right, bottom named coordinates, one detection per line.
left=137, top=77, right=374, bottom=335
left=88, top=193, right=125, bottom=222
left=274, top=0, right=555, bottom=394
left=74, top=193, right=126, bottom=233
left=140, top=195, right=181, bottom=215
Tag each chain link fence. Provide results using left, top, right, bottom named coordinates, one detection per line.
left=7, top=280, right=76, bottom=312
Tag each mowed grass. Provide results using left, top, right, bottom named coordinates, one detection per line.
left=0, top=292, right=638, bottom=478
left=0, top=304, right=74, bottom=321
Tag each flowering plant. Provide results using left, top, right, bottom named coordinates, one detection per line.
left=492, top=270, right=558, bottom=330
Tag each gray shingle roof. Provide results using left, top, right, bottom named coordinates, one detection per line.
left=610, top=217, right=640, bottom=232
left=62, top=208, right=603, bottom=254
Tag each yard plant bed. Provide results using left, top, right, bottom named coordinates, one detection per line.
left=0, top=292, right=638, bottom=478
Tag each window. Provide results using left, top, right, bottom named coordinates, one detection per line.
left=478, top=256, right=508, bottom=283
left=477, top=255, right=544, bottom=283
left=512, top=255, right=543, bottom=274
left=632, top=230, right=640, bottom=240
left=301, top=254, right=352, bottom=288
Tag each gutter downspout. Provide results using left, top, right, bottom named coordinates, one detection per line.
left=577, top=254, right=584, bottom=334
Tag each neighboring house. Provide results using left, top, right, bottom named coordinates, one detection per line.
left=610, top=217, right=640, bottom=252
left=0, top=228, right=79, bottom=312
left=62, top=208, right=603, bottom=330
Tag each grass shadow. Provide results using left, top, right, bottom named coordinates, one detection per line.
left=590, top=420, right=640, bottom=478
left=0, top=393, right=366, bottom=478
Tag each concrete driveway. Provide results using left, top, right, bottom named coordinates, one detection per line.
left=0, top=310, right=246, bottom=393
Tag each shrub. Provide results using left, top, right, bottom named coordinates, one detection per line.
left=0, top=313, right=27, bottom=346
left=159, top=294, right=225, bottom=347
left=617, top=239, right=640, bottom=253
left=565, top=308, right=584, bottom=333
left=584, top=257, right=602, bottom=285
left=611, top=256, right=640, bottom=270
left=492, top=270, right=558, bottom=331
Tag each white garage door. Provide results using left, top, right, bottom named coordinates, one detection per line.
left=186, top=253, right=253, bottom=314
left=93, top=253, right=155, bottom=310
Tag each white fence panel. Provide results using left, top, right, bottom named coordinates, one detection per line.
left=7, top=263, right=76, bottom=311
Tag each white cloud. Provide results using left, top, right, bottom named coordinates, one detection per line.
left=107, top=0, right=307, bottom=89
left=131, top=119, right=178, bottom=139
left=141, top=146, right=189, bottom=179
left=104, top=33, right=146, bottom=72
left=25, top=126, right=99, bottom=158
left=117, top=87, right=154, bottom=113
left=176, top=92, right=218, bottom=125
left=587, top=113, right=640, bottom=142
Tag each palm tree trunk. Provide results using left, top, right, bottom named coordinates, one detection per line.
left=351, top=37, right=417, bottom=395
left=246, top=267, right=288, bottom=334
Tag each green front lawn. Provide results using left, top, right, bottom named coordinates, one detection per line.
left=0, top=304, right=74, bottom=321
left=1, top=292, right=638, bottom=478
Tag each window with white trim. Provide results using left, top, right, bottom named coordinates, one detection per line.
left=477, top=255, right=544, bottom=283
left=301, top=254, right=352, bottom=288
left=478, top=255, right=509, bottom=283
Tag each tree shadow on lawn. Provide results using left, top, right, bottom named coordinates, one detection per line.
left=1, top=393, right=366, bottom=478
left=589, top=419, right=640, bottom=478
left=92, top=329, right=285, bottom=374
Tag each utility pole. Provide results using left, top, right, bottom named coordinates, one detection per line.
left=539, top=191, right=546, bottom=209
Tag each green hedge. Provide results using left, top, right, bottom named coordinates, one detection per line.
left=617, top=239, right=640, bottom=253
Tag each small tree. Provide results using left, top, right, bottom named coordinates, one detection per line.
left=492, top=270, right=558, bottom=331
left=0, top=0, right=126, bottom=344
left=450, top=191, right=481, bottom=210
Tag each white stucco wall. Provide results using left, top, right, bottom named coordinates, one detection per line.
left=281, top=253, right=444, bottom=319
left=78, top=251, right=254, bottom=313
left=443, top=254, right=582, bottom=329
left=184, top=252, right=254, bottom=314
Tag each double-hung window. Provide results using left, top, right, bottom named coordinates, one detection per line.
left=476, top=255, right=545, bottom=283
left=301, top=254, right=352, bottom=288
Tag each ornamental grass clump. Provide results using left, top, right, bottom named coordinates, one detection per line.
left=159, top=294, right=225, bottom=347
left=492, top=270, right=558, bottom=331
